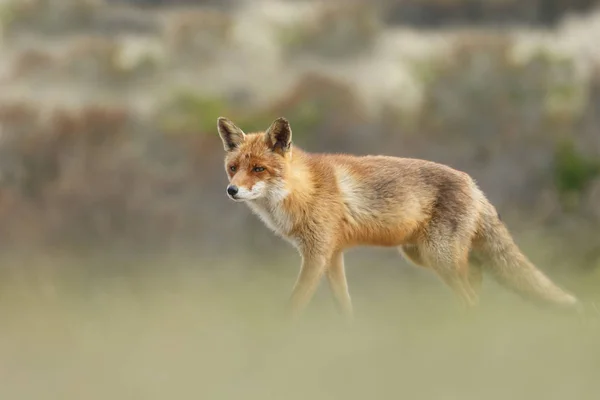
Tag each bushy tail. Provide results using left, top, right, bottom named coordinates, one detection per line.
left=474, top=205, right=580, bottom=312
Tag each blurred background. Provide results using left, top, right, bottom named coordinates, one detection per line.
left=1, top=1, right=600, bottom=399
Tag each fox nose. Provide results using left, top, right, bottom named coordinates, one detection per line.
left=227, top=185, right=238, bottom=197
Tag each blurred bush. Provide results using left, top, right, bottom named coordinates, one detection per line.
left=163, top=9, right=234, bottom=66
left=417, top=34, right=585, bottom=140
left=10, top=48, right=57, bottom=80
left=0, top=102, right=205, bottom=255
left=158, top=91, right=231, bottom=136
left=158, top=72, right=366, bottom=143
left=62, top=36, right=159, bottom=85
left=554, top=139, right=600, bottom=211
left=9, top=37, right=161, bottom=86
left=1, top=0, right=101, bottom=38
left=267, top=73, right=367, bottom=142
left=0, top=104, right=134, bottom=248
left=377, top=0, right=598, bottom=27
left=277, top=2, right=381, bottom=59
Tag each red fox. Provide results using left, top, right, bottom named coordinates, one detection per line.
left=217, top=116, right=583, bottom=321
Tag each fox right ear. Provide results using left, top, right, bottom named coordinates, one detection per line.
left=217, top=117, right=246, bottom=151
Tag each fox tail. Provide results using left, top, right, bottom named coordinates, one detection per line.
left=474, top=204, right=581, bottom=312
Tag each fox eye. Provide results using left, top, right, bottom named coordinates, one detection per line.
left=253, top=166, right=265, bottom=172
left=229, top=165, right=237, bottom=172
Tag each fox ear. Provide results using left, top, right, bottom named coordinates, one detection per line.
left=217, top=117, right=245, bottom=151
left=265, top=117, right=292, bottom=155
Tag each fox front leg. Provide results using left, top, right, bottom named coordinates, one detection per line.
left=326, top=250, right=353, bottom=322
left=287, top=252, right=328, bottom=321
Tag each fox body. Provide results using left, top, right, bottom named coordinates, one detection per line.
left=217, top=117, right=581, bottom=320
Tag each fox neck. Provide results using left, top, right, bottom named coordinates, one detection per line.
left=246, top=147, right=312, bottom=244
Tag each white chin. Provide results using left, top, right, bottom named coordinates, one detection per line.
left=229, top=194, right=261, bottom=202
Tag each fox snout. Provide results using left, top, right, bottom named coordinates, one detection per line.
left=226, top=184, right=239, bottom=200
left=227, top=184, right=238, bottom=196
left=226, top=181, right=266, bottom=201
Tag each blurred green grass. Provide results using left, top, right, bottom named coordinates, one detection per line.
left=0, top=256, right=598, bottom=400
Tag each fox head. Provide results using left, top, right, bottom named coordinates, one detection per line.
left=217, top=116, right=292, bottom=202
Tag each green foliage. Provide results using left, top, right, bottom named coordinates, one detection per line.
left=0, top=2, right=16, bottom=28
left=553, top=140, right=600, bottom=204
left=159, top=91, right=228, bottom=135
left=157, top=90, right=271, bottom=138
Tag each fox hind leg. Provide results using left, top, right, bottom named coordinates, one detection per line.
left=400, top=243, right=479, bottom=308
left=421, top=241, right=480, bottom=309
left=400, top=241, right=481, bottom=309
left=467, top=259, right=483, bottom=297
left=399, top=244, right=428, bottom=268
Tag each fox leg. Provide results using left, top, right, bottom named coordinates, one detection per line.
left=326, top=251, right=353, bottom=321
left=287, top=252, right=328, bottom=320
left=467, top=260, right=483, bottom=297
left=422, top=242, right=480, bottom=309
left=402, top=243, right=479, bottom=307
left=399, top=244, right=428, bottom=268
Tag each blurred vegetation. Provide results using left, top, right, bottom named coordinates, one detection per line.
left=376, top=0, right=599, bottom=27
left=158, top=91, right=231, bottom=136
left=416, top=34, right=585, bottom=138
left=277, top=2, right=381, bottom=59
left=554, top=140, right=600, bottom=210
left=1, top=0, right=100, bottom=37
left=0, top=0, right=598, bottom=272
left=163, top=9, right=234, bottom=65
left=267, top=73, right=367, bottom=140
left=158, top=72, right=366, bottom=144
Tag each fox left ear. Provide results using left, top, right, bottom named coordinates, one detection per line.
left=265, top=117, right=292, bottom=155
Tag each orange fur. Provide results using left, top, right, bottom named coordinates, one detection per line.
left=217, top=117, right=582, bottom=322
